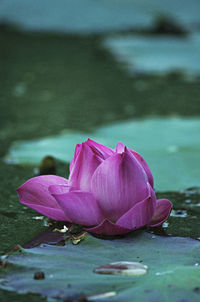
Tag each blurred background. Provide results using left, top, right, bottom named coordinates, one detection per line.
left=0, top=0, right=200, bottom=263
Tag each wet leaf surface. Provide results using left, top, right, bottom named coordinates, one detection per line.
left=1, top=232, right=200, bottom=302
left=103, top=33, right=200, bottom=76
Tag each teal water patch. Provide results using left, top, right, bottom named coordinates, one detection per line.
left=103, top=33, right=200, bottom=76
left=1, top=232, right=200, bottom=301
left=5, top=118, right=200, bottom=191
left=0, top=0, right=200, bottom=33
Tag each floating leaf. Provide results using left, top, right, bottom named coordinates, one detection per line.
left=94, top=261, right=148, bottom=276
left=6, top=118, right=200, bottom=191
left=103, top=33, right=200, bottom=76
left=1, top=232, right=200, bottom=301
left=0, top=0, right=199, bottom=33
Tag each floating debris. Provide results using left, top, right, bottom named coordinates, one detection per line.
left=87, top=291, right=117, bottom=301
left=43, top=219, right=49, bottom=227
left=71, top=232, right=87, bottom=245
left=170, top=210, right=187, bottom=218
left=185, top=199, right=191, bottom=203
left=34, top=271, right=45, bottom=280
left=69, top=224, right=84, bottom=234
left=53, top=225, right=69, bottom=233
left=0, top=259, right=8, bottom=269
left=156, top=270, right=173, bottom=276
left=94, top=261, right=148, bottom=276
left=13, top=245, right=23, bottom=253
left=163, top=222, right=169, bottom=228
left=32, top=216, right=44, bottom=220
left=39, top=155, right=56, bottom=175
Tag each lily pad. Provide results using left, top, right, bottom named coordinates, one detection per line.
left=103, top=33, right=200, bottom=76
left=5, top=118, right=200, bottom=191
left=0, top=0, right=200, bottom=33
left=1, top=232, right=200, bottom=301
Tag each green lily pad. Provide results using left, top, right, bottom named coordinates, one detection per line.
left=103, top=33, right=200, bottom=76
left=0, top=0, right=200, bottom=33
left=5, top=118, right=200, bottom=191
left=1, top=232, right=200, bottom=301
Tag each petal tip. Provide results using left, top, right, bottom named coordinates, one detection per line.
left=149, top=199, right=172, bottom=227
left=86, top=219, right=131, bottom=236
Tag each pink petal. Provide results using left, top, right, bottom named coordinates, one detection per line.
left=115, top=142, right=125, bottom=153
left=115, top=142, right=154, bottom=188
left=116, top=184, right=156, bottom=229
left=86, top=139, right=114, bottom=158
left=17, top=175, right=69, bottom=221
left=91, top=148, right=148, bottom=222
left=48, top=184, right=72, bottom=195
left=149, top=199, right=172, bottom=227
left=69, top=143, right=102, bottom=191
left=51, top=190, right=104, bottom=226
left=130, top=149, right=154, bottom=188
left=69, top=143, right=81, bottom=173
left=86, top=219, right=131, bottom=235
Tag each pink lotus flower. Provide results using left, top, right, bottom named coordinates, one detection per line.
left=17, top=139, right=172, bottom=235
